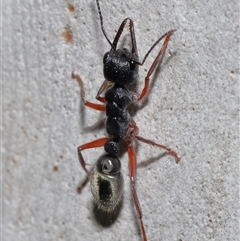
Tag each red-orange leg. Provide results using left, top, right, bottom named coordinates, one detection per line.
left=138, top=30, right=175, bottom=101
left=77, top=137, right=109, bottom=193
left=95, top=80, right=112, bottom=103
left=128, top=144, right=147, bottom=241
left=72, top=72, right=106, bottom=111
left=128, top=119, right=180, bottom=161
left=136, top=135, right=180, bottom=162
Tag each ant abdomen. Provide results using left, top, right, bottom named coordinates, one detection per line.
left=90, top=154, right=124, bottom=212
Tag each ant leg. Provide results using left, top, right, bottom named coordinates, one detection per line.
left=95, top=80, right=112, bottom=103
left=129, top=119, right=180, bottom=162
left=128, top=144, right=147, bottom=241
left=72, top=72, right=106, bottom=111
left=138, top=30, right=175, bottom=101
left=77, top=137, right=109, bottom=193
left=136, top=135, right=180, bottom=163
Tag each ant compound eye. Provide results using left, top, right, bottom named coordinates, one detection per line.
left=129, top=59, right=136, bottom=70
left=103, top=52, right=110, bottom=64
left=97, top=154, right=121, bottom=175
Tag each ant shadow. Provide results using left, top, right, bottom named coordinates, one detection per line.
left=73, top=4, right=178, bottom=228
left=74, top=49, right=177, bottom=226
left=128, top=50, right=177, bottom=118
left=137, top=152, right=169, bottom=168
left=79, top=100, right=105, bottom=133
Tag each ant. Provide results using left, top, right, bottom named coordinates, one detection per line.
left=72, top=0, right=180, bottom=240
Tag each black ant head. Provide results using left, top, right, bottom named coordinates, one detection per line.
left=103, top=48, right=139, bottom=85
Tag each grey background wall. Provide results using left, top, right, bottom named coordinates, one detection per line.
left=3, top=0, right=239, bottom=240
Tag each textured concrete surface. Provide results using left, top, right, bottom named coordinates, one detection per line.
left=3, top=0, right=239, bottom=241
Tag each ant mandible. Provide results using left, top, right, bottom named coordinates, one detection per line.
left=72, top=1, right=180, bottom=240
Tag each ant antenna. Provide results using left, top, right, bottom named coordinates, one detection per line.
left=136, top=29, right=176, bottom=66
left=96, top=0, right=115, bottom=50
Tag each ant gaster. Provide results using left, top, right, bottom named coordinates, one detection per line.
left=72, top=1, right=180, bottom=240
